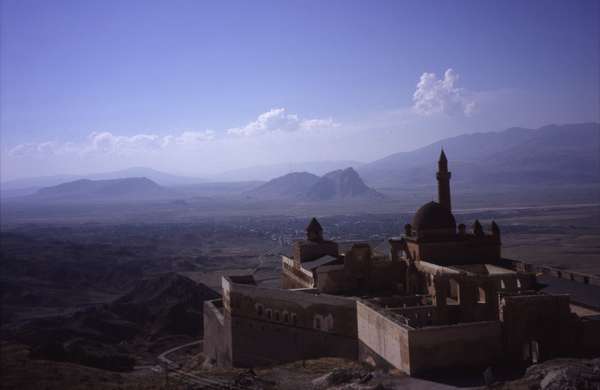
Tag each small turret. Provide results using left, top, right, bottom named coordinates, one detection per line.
left=458, top=223, right=466, bottom=235
left=306, top=217, right=324, bottom=242
left=404, top=223, right=413, bottom=236
left=491, top=221, right=500, bottom=238
left=473, top=220, right=484, bottom=237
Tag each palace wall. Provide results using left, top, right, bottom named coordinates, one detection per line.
left=203, top=299, right=230, bottom=366
left=281, top=255, right=314, bottom=289
left=357, top=300, right=503, bottom=375
left=223, top=277, right=358, bottom=367
left=500, top=294, right=576, bottom=362
left=356, top=301, right=412, bottom=373
left=408, top=321, right=502, bottom=375
left=578, top=316, right=600, bottom=356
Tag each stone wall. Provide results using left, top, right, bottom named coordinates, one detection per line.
left=203, top=299, right=231, bottom=366
left=294, top=240, right=338, bottom=263
left=500, top=294, right=576, bottom=362
left=224, top=277, right=358, bottom=367
left=407, top=238, right=501, bottom=265
left=579, top=316, right=600, bottom=356
left=230, top=316, right=357, bottom=367
left=316, top=264, right=347, bottom=293
left=281, top=256, right=314, bottom=289
left=356, top=301, right=412, bottom=373
left=408, top=321, right=503, bottom=375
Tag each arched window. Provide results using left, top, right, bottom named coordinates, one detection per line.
left=283, top=312, right=289, bottom=323
left=274, top=311, right=280, bottom=321
left=478, top=287, right=487, bottom=303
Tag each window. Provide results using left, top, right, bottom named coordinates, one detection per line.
left=478, top=287, right=487, bottom=303
left=256, top=305, right=263, bottom=316
left=283, top=312, right=289, bottom=323
left=291, top=313, right=297, bottom=325
left=427, top=274, right=433, bottom=287
left=516, top=278, right=522, bottom=289
left=500, top=279, right=506, bottom=289
left=266, top=309, right=272, bottom=320
left=274, top=311, right=280, bottom=321
left=314, top=317, right=321, bottom=330
left=449, top=279, right=460, bottom=303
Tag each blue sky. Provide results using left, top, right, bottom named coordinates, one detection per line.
left=1, top=0, right=598, bottom=179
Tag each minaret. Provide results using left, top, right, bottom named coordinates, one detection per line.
left=437, top=149, right=452, bottom=211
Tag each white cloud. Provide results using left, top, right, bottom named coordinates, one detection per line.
left=227, top=108, right=338, bottom=136
left=8, top=130, right=216, bottom=158
left=413, top=68, right=477, bottom=116
left=6, top=108, right=336, bottom=160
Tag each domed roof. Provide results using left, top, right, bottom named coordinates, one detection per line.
left=412, top=201, right=456, bottom=233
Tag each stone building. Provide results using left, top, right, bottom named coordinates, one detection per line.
left=204, top=151, right=600, bottom=375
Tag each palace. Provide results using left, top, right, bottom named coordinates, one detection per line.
left=203, top=152, right=600, bottom=375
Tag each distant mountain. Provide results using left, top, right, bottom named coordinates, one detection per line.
left=358, top=123, right=600, bottom=188
left=211, top=160, right=364, bottom=182
left=1, top=167, right=204, bottom=194
left=305, top=168, right=382, bottom=201
left=247, top=167, right=381, bottom=201
left=247, top=172, right=320, bottom=199
left=86, top=167, right=205, bottom=186
left=32, top=177, right=170, bottom=202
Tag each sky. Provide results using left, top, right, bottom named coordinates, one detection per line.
left=1, top=0, right=599, bottom=180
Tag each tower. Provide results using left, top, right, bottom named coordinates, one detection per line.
left=306, top=217, right=324, bottom=242
left=437, top=149, right=452, bottom=211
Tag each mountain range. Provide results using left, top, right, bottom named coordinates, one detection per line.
left=31, top=177, right=170, bottom=202
left=209, top=160, right=364, bottom=182
left=3, top=123, right=599, bottom=201
left=247, top=167, right=381, bottom=201
left=1, top=167, right=204, bottom=197
left=357, top=122, right=600, bottom=188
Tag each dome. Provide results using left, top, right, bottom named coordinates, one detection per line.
left=412, top=201, right=456, bottom=234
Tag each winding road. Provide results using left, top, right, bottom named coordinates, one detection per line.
left=146, top=340, right=249, bottom=389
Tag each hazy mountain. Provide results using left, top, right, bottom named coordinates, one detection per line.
left=246, top=172, right=320, bottom=199
left=305, top=168, right=382, bottom=201
left=1, top=167, right=203, bottom=193
left=32, top=177, right=170, bottom=202
left=358, top=123, right=600, bottom=188
left=86, top=167, right=205, bottom=186
left=247, top=168, right=381, bottom=201
left=211, top=160, right=364, bottom=182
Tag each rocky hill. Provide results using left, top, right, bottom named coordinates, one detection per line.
left=247, top=167, right=381, bottom=201
left=246, top=172, right=320, bottom=199
left=111, top=272, right=219, bottom=337
left=3, top=273, right=218, bottom=372
left=305, top=168, right=382, bottom=201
